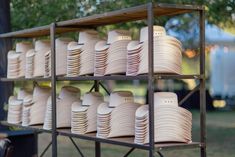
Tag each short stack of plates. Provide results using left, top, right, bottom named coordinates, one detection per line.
left=134, top=105, right=149, bottom=144
left=97, top=91, right=134, bottom=138
left=126, top=41, right=142, bottom=76
left=66, top=30, right=100, bottom=77
left=25, top=49, right=36, bottom=78
left=71, top=92, right=104, bottom=134
left=56, top=38, right=73, bottom=76
left=57, top=86, right=80, bottom=128
left=22, top=95, right=33, bottom=126
left=16, top=42, right=34, bottom=77
left=108, top=102, right=141, bottom=138
left=7, top=50, right=21, bottom=78
left=43, top=96, right=52, bottom=129
left=34, top=40, right=51, bottom=77
left=44, top=50, right=51, bottom=78
left=43, top=86, right=80, bottom=130
left=96, top=102, right=112, bottom=138
left=7, top=88, right=32, bottom=124
left=105, top=30, right=131, bottom=75
left=94, top=41, right=109, bottom=76
left=67, top=42, right=82, bottom=77
left=79, top=39, right=99, bottom=75
left=7, top=96, right=23, bottom=124
left=134, top=92, right=192, bottom=144
left=24, top=85, right=51, bottom=126
left=126, top=26, right=182, bottom=76
left=7, top=42, right=33, bottom=78
left=154, top=105, right=192, bottom=143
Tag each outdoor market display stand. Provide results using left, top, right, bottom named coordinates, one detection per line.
left=0, top=3, right=206, bottom=157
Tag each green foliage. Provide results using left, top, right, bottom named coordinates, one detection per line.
left=11, top=0, right=235, bottom=33
left=11, top=0, right=77, bottom=30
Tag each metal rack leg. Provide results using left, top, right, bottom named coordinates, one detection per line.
left=199, top=9, right=206, bottom=157
left=95, top=141, right=101, bottom=157
left=147, top=2, right=155, bottom=157
left=94, top=80, right=99, bottom=92
left=94, top=80, right=101, bottom=157
left=50, top=22, right=57, bottom=157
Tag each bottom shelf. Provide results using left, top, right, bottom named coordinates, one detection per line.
left=1, top=121, right=201, bottom=151
left=0, top=121, right=51, bottom=133
left=57, top=129, right=201, bottom=151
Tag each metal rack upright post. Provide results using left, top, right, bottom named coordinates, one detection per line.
left=0, top=2, right=206, bottom=157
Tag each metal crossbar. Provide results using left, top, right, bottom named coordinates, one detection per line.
left=89, top=83, right=95, bottom=92
left=69, top=137, right=85, bottom=157
left=156, top=151, right=164, bottom=157
left=179, top=84, right=200, bottom=106
left=123, top=148, right=135, bottom=157
left=99, top=82, right=111, bottom=95
left=39, top=141, right=52, bottom=157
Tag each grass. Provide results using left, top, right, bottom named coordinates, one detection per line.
left=38, top=110, right=235, bottom=157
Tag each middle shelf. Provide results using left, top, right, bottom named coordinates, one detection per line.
left=0, top=74, right=203, bottom=82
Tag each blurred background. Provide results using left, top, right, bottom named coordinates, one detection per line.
left=0, top=0, right=235, bottom=157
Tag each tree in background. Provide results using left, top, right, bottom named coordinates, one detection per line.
left=10, top=0, right=235, bottom=34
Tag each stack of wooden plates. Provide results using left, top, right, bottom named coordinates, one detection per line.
left=42, top=96, right=52, bottom=129
left=43, top=86, right=80, bottom=130
left=56, top=38, right=73, bottom=76
left=94, top=30, right=131, bottom=76
left=127, top=26, right=182, bottom=76
left=134, top=92, right=192, bottom=144
left=94, top=41, right=109, bottom=76
left=7, top=96, right=22, bottom=124
left=21, top=85, right=51, bottom=126
left=108, top=102, right=141, bottom=138
left=7, top=89, right=31, bottom=124
left=79, top=31, right=100, bottom=75
left=67, top=42, right=82, bottom=77
left=22, top=95, right=33, bottom=126
left=96, top=102, right=113, bottom=138
left=7, top=42, right=33, bottom=78
left=66, top=30, right=100, bottom=77
left=96, top=91, right=134, bottom=138
left=34, top=40, right=51, bottom=77
left=105, top=30, right=131, bottom=75
left=71, top=92, right=104, bottom=134
left=25, top=49, right=36, bottom=78
left=56, top=86, right=80, bottom=128
left=134, top=105, right=149, bottom=144
left=7, top=51, right=21, bottom=78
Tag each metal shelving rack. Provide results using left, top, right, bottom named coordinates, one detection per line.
left=0, top=2, right=206, bottom=157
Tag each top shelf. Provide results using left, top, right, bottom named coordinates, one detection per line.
left=0, top=3, right=204, bottom=38
left=0, top=26, right=82, bottom=38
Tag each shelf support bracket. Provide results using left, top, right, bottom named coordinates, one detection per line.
left=179, top=84, right=200, bottom=106
left=39, top=141, right=52, bottom=157
left=123, top=148, right=135, bottom=157
left=69, top=137, right=85, bottom=157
